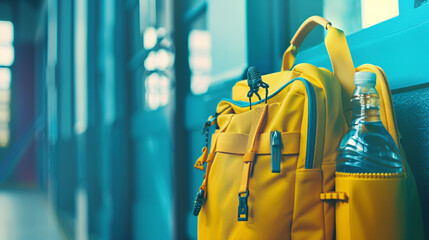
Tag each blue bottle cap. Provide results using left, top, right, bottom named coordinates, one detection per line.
left=354, top=71, right=376, bottom=85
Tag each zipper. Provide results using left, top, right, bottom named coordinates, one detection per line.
left=219, top=77, right=317, bottom=169
left=271, top=131, right=282, bottom=173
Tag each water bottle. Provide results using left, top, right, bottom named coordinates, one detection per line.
left=336, top=72, right=403, bottom=173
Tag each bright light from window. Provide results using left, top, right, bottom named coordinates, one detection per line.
left=156, top=49, right=171, bottom=71
left=0, top=21, right=12, bottom=148
left=159, top=75, right=169, bottom=105
left=0, top=21, right=14, bottom=43
left=146, top=92, right=160, bottom=110
left=145, top=73, right=171, bottom=110
left=0, top=68, right=11, bottom=89
left=145, top=49, right=174, bottom=72
left=0, top=45, right=14, bottom=66
left=0, top=124, right=9, bottom=147
left=191, top=75, right=210, bottom=95
left=0, top=90, right=10, bottom=103
left=144, top=51, right=157, bottom=71
left=189, top=29, right=212, bottom=95
left=145, top=73, right=159, bottom=111
left=189, top=55, right=212, bottom=71
left=144, top=27, right=157, bottom=50
left=159, top=75, right=169, bottom=88
left=0, top=109, right=10, bottom=122
left=146, top=73, right=159, bottom=89
left=361, top=0, right=399, bottom=28
left=324, top=0, right=399, bottom=35
left=74, top=0, right=88, bottom=134
left=189, top=30, right=211, bottom=51
left=143, top=26, right=174, bottom=111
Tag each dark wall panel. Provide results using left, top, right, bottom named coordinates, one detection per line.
left=392, top=86, right=429, bottom=237
left=12, top=43, right=36, bottom=183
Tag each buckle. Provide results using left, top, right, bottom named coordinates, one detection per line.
left=238, top=190, right=249, bottom=221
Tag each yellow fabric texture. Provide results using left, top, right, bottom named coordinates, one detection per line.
left=194, top=16, right=423, bottom=239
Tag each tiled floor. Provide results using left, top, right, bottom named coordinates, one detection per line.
left=0, top=189, right=64, bottom=240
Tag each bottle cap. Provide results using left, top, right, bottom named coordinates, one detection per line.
left=354, top=71, right=376, bottom=85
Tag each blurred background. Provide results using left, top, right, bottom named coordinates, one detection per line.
left=0, top=0, right=428, bottom=239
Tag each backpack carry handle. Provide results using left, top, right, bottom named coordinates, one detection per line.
left=290, top=16, right=331, bottom=49
left=282, top=16, right=355, bottom=111
left=281, top=16, right=331, bottom=71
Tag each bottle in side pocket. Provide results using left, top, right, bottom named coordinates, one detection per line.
left=336, top=71, right=402, bottom=173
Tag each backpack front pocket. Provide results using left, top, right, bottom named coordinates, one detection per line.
left=291, top=169, right=326, bottom=240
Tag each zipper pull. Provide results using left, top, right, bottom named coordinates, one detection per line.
left=271, top=131, right=282, bottom=173
left=192, top=189, right=205, bottom=216
left=237, top=190, right=249, bottom=221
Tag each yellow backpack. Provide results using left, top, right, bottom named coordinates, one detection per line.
left=193, top=16, right=423, bottom=240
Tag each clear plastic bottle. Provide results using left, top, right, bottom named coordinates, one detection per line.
left=336, top=72, right=403, bottom=173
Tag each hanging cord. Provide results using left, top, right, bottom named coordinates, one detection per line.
left=247, top=66, right=269, bottom=110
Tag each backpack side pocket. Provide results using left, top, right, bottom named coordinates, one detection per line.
left=335, top=172, right=422, bottom=240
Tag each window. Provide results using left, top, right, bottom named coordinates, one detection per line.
left=361, top=0, right=399, bottom=28
left=0, top=20, right=14, bottom=147
left=142, top=27, right=174, bottom=110
left=324, top=0, right=399, bottom=35
left=140, top=0, right=175, bottom=111
left=186, top=5, right=212, bottom=95
left=189, top=29, right=211, bottom=95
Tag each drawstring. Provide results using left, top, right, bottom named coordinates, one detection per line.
left=247, top=66, right=269, bottom=110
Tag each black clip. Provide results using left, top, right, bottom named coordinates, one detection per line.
left=201, top=118, right=215, bottom=135
left=271, top=131, right=282, bottom=173
left=246, top=66, right=269, bottom=110
left=192, top=189, right=205, bottom=216
left=201, top=116, right=216, bottom=148
left=238, top=190, right=249, bottom=221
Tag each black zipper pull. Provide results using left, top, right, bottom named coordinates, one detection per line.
left=237, top=190, right=249, bottom=221
left=192, top=189, right=205, bottom=216
left=271, top=131, right=282, bottom=173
